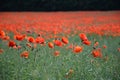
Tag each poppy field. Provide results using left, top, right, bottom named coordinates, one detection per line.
left=0, top=11, right=120, bottom=80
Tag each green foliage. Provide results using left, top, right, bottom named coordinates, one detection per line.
left=0, top=35, right=120, bottom=80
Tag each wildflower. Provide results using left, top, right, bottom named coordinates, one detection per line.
left=20, top=51, right=29, bottom=58
left=79, top=33, right=88, bottom=41
left=92, top=48, right=102, bottom=58
left=83, top=40, right=91, bottom=46
left=27, top=37, right=35, bottom=43
left=61, top=37, right=69, bottom=44
left=94, top=41, right=99, bottom=47
left=0, top=30, right=5, bottom=38
left=35, top=37, right=45, bottom=44
left=8, top=40, right=16, bottom=47
left=103, top=45, right=107, bottom=49
left=48, top=42, right=54, bottom=48
left=73, top=46, right=83, bottom=53
left=14, top=34, right=25, bottom=41
left=54, top=51, right=60, bottom=57
left=54, top=40, right=62, bottom=47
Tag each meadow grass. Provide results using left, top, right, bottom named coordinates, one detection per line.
left=0, top=34, right=120, bottom=80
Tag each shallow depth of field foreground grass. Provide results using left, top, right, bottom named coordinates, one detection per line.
left=0, top=34, right=120, bottom=80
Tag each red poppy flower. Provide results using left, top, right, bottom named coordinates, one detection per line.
left=8, top=41, right=16, bottom=47
left=54, top=40, right=62, bottom=47
left=103, top=45, right=107, bottom=49
left=94, top=41, right=99, bottom=47
left=27, top=37, right=35, bottom=43
left=73, top=46, right=83, bottom=53
left=79, top=33, right=88, bottom=41
left=92, top=48, right=102, bottom=58
left=54, top=51, right=60, bottom=57
left=48, top=42, right=54, bottom=48
left=0, top=30, right=5, bottom=38
left=20, top=51, right=29, bottom=58
left=83, top=40, right=91, bottom=46
left=61, top=37, right=69, bottom=44
left=35, top=37, right=45, bottom=44
left=14, top=34, right=25, bottom=41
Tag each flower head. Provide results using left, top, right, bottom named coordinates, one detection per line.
left=61, top=37, right=69, bottom=44
left=20, top=51, right=29, bottom=58
left=73, top=46, right=83, bottom=53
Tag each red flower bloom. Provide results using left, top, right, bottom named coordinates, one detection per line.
left=92, top=48, right=102, bottom=58
left=27, top=37, right=35, bottom=43
left=79, top=33, right=88, bottom=41
left=61, top=37, right=69, bottom=44
left=48, top=42, right=54, bottom=48
left=0, top=30, right=5, bottom=38
left=54, top=40, right=62, bottom=47
left=14, top=34, right=25, bottom=41
left=103, top=45, right=107, bottom=49
left=94, top=41, right=99, bottom=47
left=35, top=37, right=45, bottom=44
left=73, top=46, right=83, bottom=53
left=20, top=51, right=29, bottom=58
left=83, top=40, right=91, bottom=46
left=8, top=41, right=16, bottom=47
left=54, top=51, right=60, bottom=57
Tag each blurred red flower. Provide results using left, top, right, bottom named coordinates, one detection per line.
left=61, top=37, right=69, bottom=44
left=8, top=40, right=16, bottom=47
left=92, top=48, right=102, bottom=58
left=0, top=30, right=5, bottom=38
left=73, top=46, right=83, bottom=53
left=103, top=45, right=107, bottom=49
left=54, top=40, right=62, bottom=47
left=54, top=51, right=60, bottom=57
left=48, top=42, right=54, bottom=48
left=79, top=33, right=88, bottom=41
left=35, top=37, right=45, bottom=44
left=27, top=37, right=35, bottom=43
left=14, top=34, right=25, bottom=41
left=83, top=40, right=91, bottom=46
left=20, top=51, right=29, bottom=58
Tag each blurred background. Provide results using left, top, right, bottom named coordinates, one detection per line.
left=0, top=0, right=120, bottom=11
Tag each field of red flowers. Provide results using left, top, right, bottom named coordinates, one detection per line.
left=0, top=11, right=120, bottom=80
